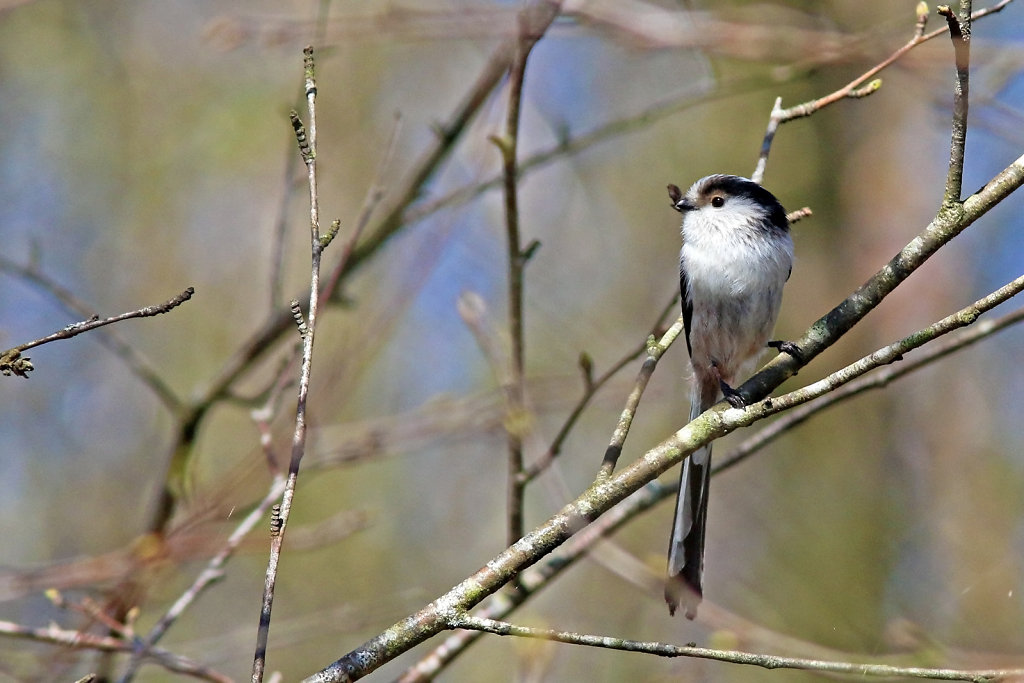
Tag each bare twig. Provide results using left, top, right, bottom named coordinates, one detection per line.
left=0, top=256, right=187, bottom=411
left=269, top=0, right=335, bottom=309
left=750, top=274, right=1024, bottom=421
left=716, top=303, right=1024, bottom=475
left=148, top=0, right=543, bottom=536
left=252, top=45, right=324, bottom=683
left=396, top=281, right=1024, bottom=683
left=450, top=615, right=1024, bottom=681
left=598, top=316, right=684, bottom=477
left=938, top=2, right=972, bottom=204
left=491, top=2, right=561, bottom=550
left=521, top=294, right=679, bottom=484
left=325, top=112, right=402, bottom=286
left=0, top=286, right=194, bottom=381
left=750, top=0, right=1010, bottom=184
left=0, top=619, right=230, bottom=682
left=119, top=474, right=287, bottom=682
left=405, top=74, right=762, bottom=226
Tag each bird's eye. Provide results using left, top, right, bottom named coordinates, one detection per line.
left=711, top=196, right=725, bottom=208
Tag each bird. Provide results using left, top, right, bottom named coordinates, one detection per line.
left=664, top=174, right=795, bottom=619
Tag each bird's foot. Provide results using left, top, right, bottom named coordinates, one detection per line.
left=768, top=339, right=804, bottom=364
left=719, top=380, right=746, bottom=408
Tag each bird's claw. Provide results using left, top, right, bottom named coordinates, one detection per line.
left=720, top=381, right=746, bottom=408
left=768, top=339, right=804, bottom=364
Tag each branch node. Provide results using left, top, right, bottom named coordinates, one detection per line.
left=785, top=207, right=813, bottom=225
left=303, top=45, right=317, bottom=97
left=0, top=349, right=33, bottom=378
left=270, top=503, right=283, bottom=536
left=915, top=1, right=930, bottom=37
left=320, top=219, right=341, bottom=249
left=850, top=79, right=882, bottom=98
left=290, top=110, right=313, bottom=163
left=488, top=133, right=513, bottom=159
left=521, top=239, right=541, bottom=263
left=578, top=351, right=594, bottom=392
left=936, top=6, right=963, bottom=39
left=290, top=300, right=308, bottom=338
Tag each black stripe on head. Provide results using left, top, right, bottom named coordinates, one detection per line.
left=697, top=174, right=789, bottom=232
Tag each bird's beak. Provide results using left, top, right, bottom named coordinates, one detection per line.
left=667, top=183, right=694, bottom=213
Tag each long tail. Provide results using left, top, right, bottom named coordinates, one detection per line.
left=665, top=385, right=715, bottom=618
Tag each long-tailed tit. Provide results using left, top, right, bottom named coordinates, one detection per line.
left=665, top=174, right=795, bottom=619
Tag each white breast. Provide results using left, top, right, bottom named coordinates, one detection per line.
left=680, top=201, right=793, bottom=383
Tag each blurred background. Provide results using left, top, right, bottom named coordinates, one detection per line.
left=1, top=1, right=1023, bottom=681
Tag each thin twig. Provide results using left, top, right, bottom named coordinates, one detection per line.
left=320, top=112, right=403, bottom=303
left=0, top=256, right=187, bottom=411
left=598, top=317, right=684, bottom=477
left=0, top=620, right=230, bottom=682
left=744, top=274, right=1024, bottom=422
left=0, top=286, right=194, bottom=381
left=493, top=2, right=560, bottom=550
left=406, top=73, right=771, bottom=226
left=147, top=2, right=539, bottom=536
left=450, top=615, right=1024, bottom=681
left=521, top=294, right=679, bottom=484
left=716, top=303, right=1024, bottom=476
left=118, top=477, right=287, bottom=682
left=750, top=0, right=1009, bottom=184
left=252, top=45, right=323, bottom=683
left=270, top=0, right=336, bottom=308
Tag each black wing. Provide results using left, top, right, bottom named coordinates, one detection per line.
left=680, top=262, right=693, bottom=357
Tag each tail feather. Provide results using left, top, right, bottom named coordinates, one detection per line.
left=666, top=389, right=715, bottom=618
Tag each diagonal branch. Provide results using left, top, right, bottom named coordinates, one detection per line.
left=751, top=0, right=1009, bottom=184
left=399, top=298, right=1024, bottom=681
left=450, top=615, right=1024, bottom=681
left=0, top=286, right=194, bottom=385
left=304, top=146, right=1024, bottom=683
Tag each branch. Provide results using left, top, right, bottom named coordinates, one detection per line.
left=252, top=45, right=324, bottom=683
left=738, top=146, right=1024, bottom=409
left=0, top=286, right=194, bottom=381
left=147, top=0, right=558, bottom=537
left=750, top=0, right=1009, bottom=184
left=397, top=301, right=1024, bottom=681
left=450, top=615, right=1024, bottom=682
left=716, top=302, right=1024, bottom=475
left=521, top=294, right=679, bottom=484
left=598, top=315, right=683, bottom=477
left=938, top=2, right=972, bottom=204
left=0, top=619, right=230, bottom=682
left=491, top=5, right=554, bottom=548
left=304, top=145, right=1024, bottom=682
left=733, top=273, right=1024, bottom=438
left=117, top=474, right=287, bottom=682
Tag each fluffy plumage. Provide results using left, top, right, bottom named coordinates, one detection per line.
left=666, top=174, right=793, bottom=618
